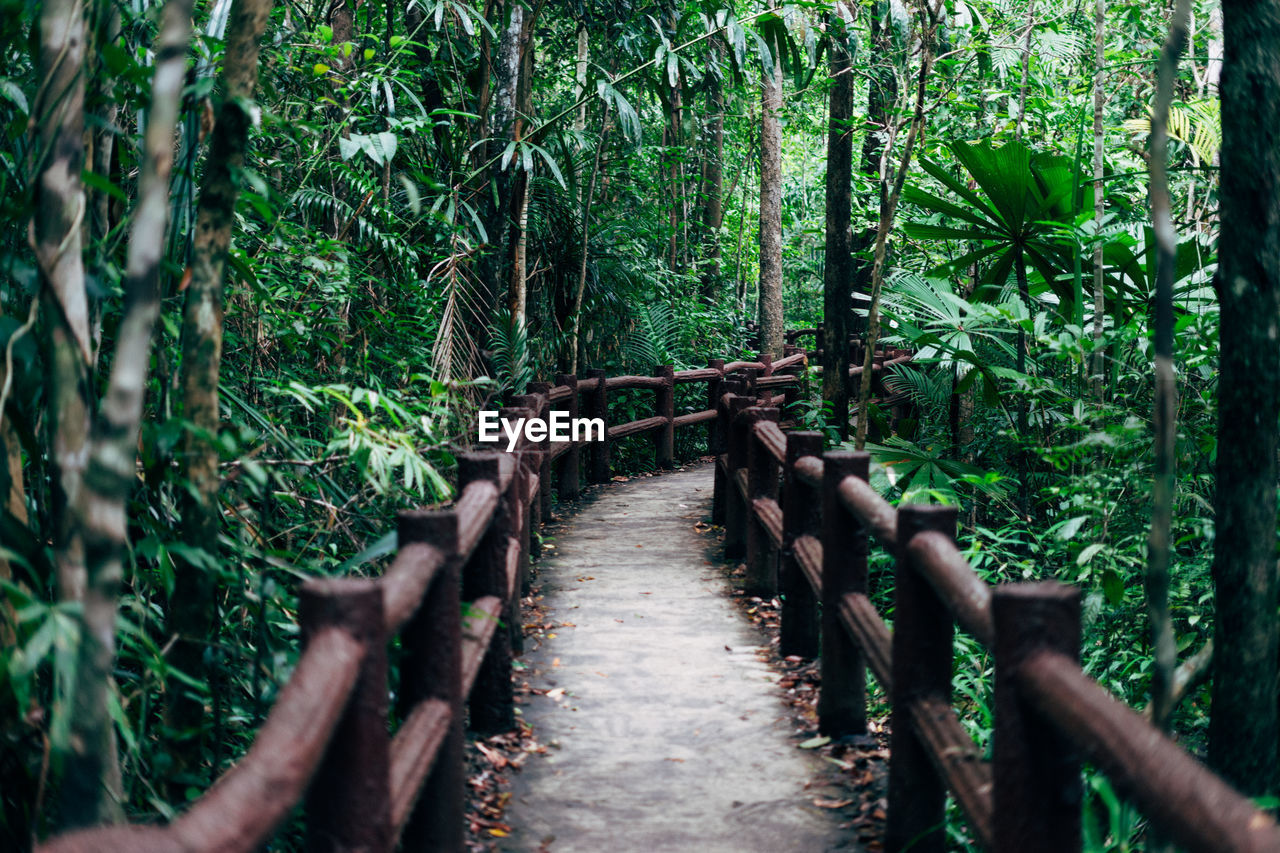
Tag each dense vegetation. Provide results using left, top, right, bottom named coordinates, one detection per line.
left=2, top=0, right=1278, bottom=848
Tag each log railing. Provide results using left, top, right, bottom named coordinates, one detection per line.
left=715, top=386, right=1280, bottom=853
left=38, top=347, right=808, bottom=853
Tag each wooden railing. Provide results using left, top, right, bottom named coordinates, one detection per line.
left=716, top=387, right=1280, bottom=853
left=38, top=348, right=808, bottom=853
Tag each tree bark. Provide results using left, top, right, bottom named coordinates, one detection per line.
left=851, top=2, right=898, bottom=330
left=31, top=0, right=120, bottom=828
left=700, top=35, right=725, bottom=297
left=171, top=0, right=273, bottom=781
left=822, top=2, right=856, bottom=439
left=758, top=49, right=784, bottom=359
left=506, top=8, right=537, bottom=330
left=573, top=23, right=588, bottom=140
left=1090, top=0, right=1106, bottom=400
left=1208, top=0, right=1280, bottom=798
left=569, top=101, right=611, bottom=374
left=1145, top=0, right=1192, bottom=750
left=68, top=0, right=196, bottom=827
left=480, top=0, right=522, bottom=328
left=1014, top=1, right=1036, bottom=141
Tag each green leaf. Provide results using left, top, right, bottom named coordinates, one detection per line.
left=1077, top=542, right=1106, bottom=566
left=1054, top=515, right=1089, bottom=541
left=799, top=735, right=831, bottom=749
left=1101, top=569, right=1125, bottom=605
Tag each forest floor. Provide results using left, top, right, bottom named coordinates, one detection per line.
left=461, top=461, right=890, bottom=852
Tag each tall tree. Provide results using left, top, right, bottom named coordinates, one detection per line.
left=32, top=0, right=106, bottom=826
left=700, top=34, right=726, bottom=297
left=855, top=0, right=941, bottom=451
left=1145, top=0, right=1192, bottom=745
left=480, top=0, right=522, bottom=327
left=1090, top=0, right=1106, bottom=400
left=171, top=0, right=274, bottom=778
left=506, top=7, right=539, bottom=330
left=850, top=1, right=898, bottom=329
left=757, top=46, right=784, bottom=359
left=822, top=2, right=855, bottom=438
left=1208, top=0, right=1280, bottom=797
left=71, top=0, right=198, bottom=825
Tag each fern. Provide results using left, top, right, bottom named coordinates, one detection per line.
left=624, top=302, right=682, bottom=369
left=1122, top=99, right=1221, bottom=167
left=884, top=363, right=950, bottom=415
left=489, top=309, right=533, bottom=395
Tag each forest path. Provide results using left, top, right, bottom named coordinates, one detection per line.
left=498, top=463, right=862, bottom=852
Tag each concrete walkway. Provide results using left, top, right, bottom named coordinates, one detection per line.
left=500, top=464, right=861, bottom=852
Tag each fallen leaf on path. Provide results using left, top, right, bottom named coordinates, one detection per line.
left=813, top=798, right=854, bottom=809
left=799, top=735, right=831, bottom=749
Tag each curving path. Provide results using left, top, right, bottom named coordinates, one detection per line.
left=499, top=463, right=861, bottom=852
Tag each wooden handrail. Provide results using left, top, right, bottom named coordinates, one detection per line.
left=1019, top=649, right=1280, bottom=853
left=603, top=374, right=666, bottom=391
left=713, top=386, right=1280, bottom=853
left=907, top=530, right=994, bottom=648
left=42, top=342, right=820, bottom=853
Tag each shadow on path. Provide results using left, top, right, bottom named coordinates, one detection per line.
left=499, top=463, right=862, bottom=852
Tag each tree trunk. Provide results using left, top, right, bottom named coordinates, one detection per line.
left=31, top=0, right=119, bottom=828
left=568, top=101, right=611, bottom=374
left=479, top=0, right=522, bottom=328
left=851, top=2, right=898, bottom=331
left=855, top=0, right=941, bottom=450
left=822, top=2, right=856, bottom=439
left=506, top=9, right=537, bottom=330
left=1014, top=1, right=1036, bottom=141
left=757, top=50, right=784, bottom=359
left=573, top=24, right=588, bottom=140
left=700, top=36, right=725, bottom=297
left=171, top=0, right=273, bottom=782
left=1208, top=0, right=1280, bottom=798
left=70, top=0, right=196, bottom=827
left=1090, top=0, right=1106, bottom=401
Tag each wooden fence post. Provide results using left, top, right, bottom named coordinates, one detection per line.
left=509, top=399, right=541, bottom=562
left=300, top=578, right=391, bottom=853
left=585, top=368, right=609, bottom=483
left=712, top=387, right=728, bottom=527
left=654, top=364, right=675, bottom=468
left=758, top=351, right=773, bottom=377
left=707, top=358, right=724, bottom=453
left=722, top=394, right=753, bottom=560
left=458, top=453, right=517, bottom=734
left=527, top=384, right=554, bottom=519
left=554, top=374, right=580, bottom=501
left=742, top=366, right=759, bottom=402
left=818, top=451, right=870, bottom=737
left=393, top=509, right=463, bottom=852
left=815, top=322, right=825, bottom=358
left=500, top=404, right=536, bottom=586
left=744, top=406, right=781, bottom=597
left=886, top=504, right=959, bottom=853
left=780, top=431, right=822, bottom=659
left=993, top=582, right=1082, bottom=853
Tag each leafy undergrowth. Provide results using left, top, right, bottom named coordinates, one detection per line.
left=721, top=559, right=892, bottom=852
